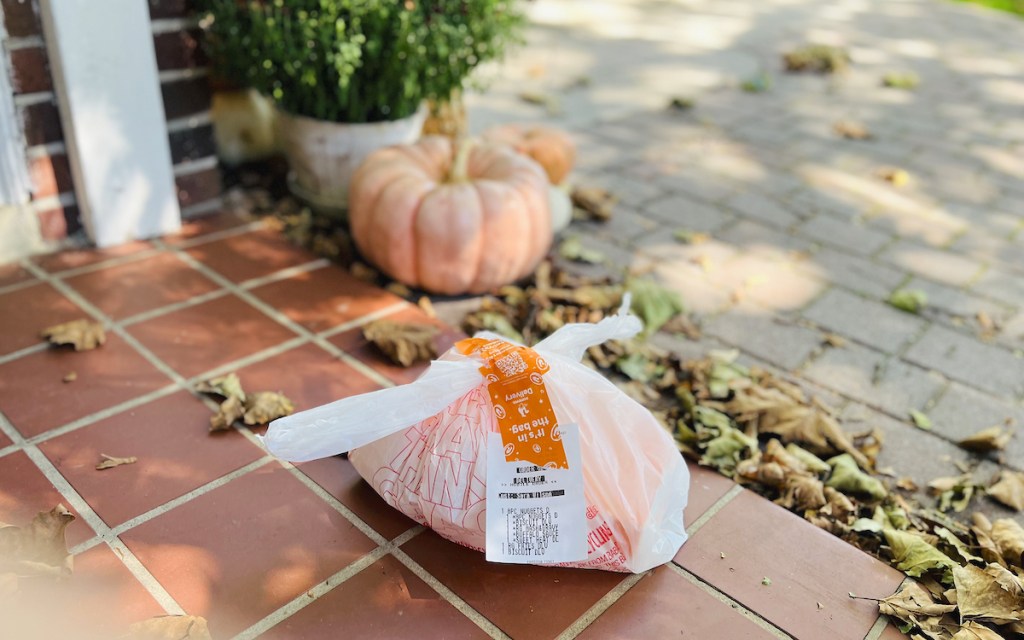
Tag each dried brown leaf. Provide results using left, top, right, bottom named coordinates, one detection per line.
left=127, top=615, right=213, bottom=640
left=196, top=373, right=245, bottom=401
left=40, top=319, right=106, bottom=351
left=992, top=519, right=1024, bottom=568
left=209, top=395, right=245, bottom=432
left=878, top=580, right=956, bottom=620
left=960, top=427, right=1013, bottom=453
left=95, top=454, right=137, bottom=470
left=386, top=282, right=413, bottom=298
left=834, top=120, right=872, bottom=140
left=953, top=563, right=1024, bottom=624
left=242, top=391, right=295, bottom=426
left=62, top=371, right=77, bottom=383
left=571, top=186, right=616, bottom=222
left=952, top=621, right=1006, bottom=640
left=349, top=262, right=379, bottom=283
left=988, top=471, right=1024, bottom=512
left=363, top=320, right=439, bottom=367
left=777, top=474, right=827, bottom=510
left=0, top=505, right=74, bottom=579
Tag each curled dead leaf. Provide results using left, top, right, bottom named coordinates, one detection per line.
left=991, top=519, right=1024, bottom=568
left=95, top=453, right=137, bottom=470
left=953, top=563, right=1024, bottom=625
left=196, top=373, right=245, bottom=401
left=40, top=319, right=106, bottom=351
left=959, top=427, right=1013, bottom=453
left=0, top=505, right=75, bottom=580
left=987, top=471, right=1024, bottom=512
left=242, top=391, right=295, bottom=426
left=363, top=320, right=439, bottom=367
left=209, top=395, right=245, bottom=432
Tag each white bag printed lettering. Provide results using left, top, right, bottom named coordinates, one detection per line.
left=264, top=299, right=690, bottom=573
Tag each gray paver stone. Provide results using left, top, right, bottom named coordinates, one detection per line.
left=904, top=324, right=1024, bottom=399
left=878, top=240, right=985, bottom=287
left=803, top=248, right=908, bottom=299
left=795, top=214, right=893, bottom=256
left=803, top=287, right=925, bottom=353
left=702, top=313, right=822, bottom=371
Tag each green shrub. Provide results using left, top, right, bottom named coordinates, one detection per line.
left=200, top=0, right=525, bottom=123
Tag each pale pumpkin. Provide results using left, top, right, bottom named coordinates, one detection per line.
left=349, top=136, right=552, bottom=295
left=482, top=124, right=576, bottom=184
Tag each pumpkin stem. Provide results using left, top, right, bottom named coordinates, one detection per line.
left=449, top=138, right=477, bottom=183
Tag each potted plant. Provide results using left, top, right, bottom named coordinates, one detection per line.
left=200, top=0, right=524, bottom=212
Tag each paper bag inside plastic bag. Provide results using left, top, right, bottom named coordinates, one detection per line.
left=264, top=300, right=690, bottom=573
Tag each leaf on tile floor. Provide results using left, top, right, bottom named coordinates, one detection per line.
left=363, top=320, right=439, bottom=367
left=761, top=576, right=772, bottom=586
left=627, top=278, right=685, bottom=336
left=39, top=319, right=106, bottom=351
left=209, top=395, right=245, bottom=432
left=823, top=333, right=847, bottom=348
left=877, top=167, right=911, bottom=187
left=126, top=615, right=213, bottom=640
left=987, top=471, right=1024, bottom=512
left=559, top=236, right=605, bottom=264
left=827, top=453, right=888, bottom=501
left=570, top=186, right=616, bottom=222
left=95, top=453, right=138, bottom=470
left=62, top=371, right=77, bottom=383
left=834, top=120, right=872, bottom=140
left=196, top=373, right=246, bottom=401
left=910, top=410, right=933, bottom=430
left=673, top=229, right=710, bottom=245
left=888, top=289, right=928, bottom=314
left=878, top=580, right=956, bottom=620
left=0, top=505, right=74, bottom=581
left=952, top=620, right=1007, bottom=640
left=242, top=391, right=295, bottom=426
left=959, top=426, right=1013, bottom=453
left=782, top=44, right=850, bottom=74
left=882, top=71, right=920, bottom=90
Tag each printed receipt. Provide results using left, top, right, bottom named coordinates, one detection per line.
left=485, top=423, right=587, bottom=564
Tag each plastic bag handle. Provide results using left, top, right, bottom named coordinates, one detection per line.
left=262, top=296, right=641, bottom=462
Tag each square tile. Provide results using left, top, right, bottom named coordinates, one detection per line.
left=0, top=335, right=172, bottom=437
left=164, top=211, right=254, bottom=245
left=674, top=490, right=905, bottom=640
left=127, top=295, right=297, bottom=379
left=401, top=530, right=625, bottom=640
left=262, top=554, right=488, bottom=640
left=121, top=464, right=378, bottom=639
left=231, top=343, right=382, bottom=414
left=0, top=282, right=86, bottom=356
left=685, top=464, right=736, bottom=527
left=250, top=265, right=403, bottom=334
left=185, top=228, right=318, bottom=283
left=2, top=544, right=163, bottom=638
left=38, top=391, right=265, bottom=527
left=299, top=457, right=417, bottom=540
left=0, top=262, right=35, bottom=289
left=0, top=450, right=95, bottom=546
left=0, top=429, right=12, bottom=449
left=65, top=252, right=221, bottom=320
left=31, top=242, right=154, bottom=274
left=329, top=305, right=466, bottom=386
left=578, top=565, right=777, bottom=640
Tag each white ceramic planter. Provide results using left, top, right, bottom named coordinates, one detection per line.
left=276, top=104, right=427, bottom=214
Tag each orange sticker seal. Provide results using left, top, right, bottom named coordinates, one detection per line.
left=457, top=338, right=568, bottom=469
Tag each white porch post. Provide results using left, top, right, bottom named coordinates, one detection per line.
left=39, top=0, right=181, bottom=247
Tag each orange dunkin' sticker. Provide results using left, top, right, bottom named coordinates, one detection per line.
left=456, top=338, right=568, bottom=469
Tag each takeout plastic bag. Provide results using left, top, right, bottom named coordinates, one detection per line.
left=264, top=300, right=690, bottom=573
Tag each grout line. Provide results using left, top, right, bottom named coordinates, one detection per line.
left=109, top=457, right=275, bottom=538
left=668, top=564, right=793, bottom=639
left=0, top=342, right=48, bottom=366
left=3, top=34, right=45, bottom=50
left=170, top=219, right=268, bottom=249
left=150, top=16, right=201, bottom=34
left=43, top=247, right=166, bottom=280
left=118, top=288, right=231, bottom=327
left=25, top=140, right=67, bottom=158
left=166, top=110, right=212, bottom=133
left=554, top=572, right=646, bottom=640
left=686, top=484, right=743, bottom=536
left=172, top=155, right=219, bottom=177
left=30, top=191, right=76, bottom=212
left=0, top=277, right=43, bottom=297
left=237, top=258, right=331, bottom=290
left=26, top=384, right=180, bottom=446
left=316, top=301, right=413, bottom=340
left=13, top=91, right=54, bottom=107
left=180, top=197, right=223, bottom=219
left=863, top=577, right=907, bottom=640
left=390, top=547, right=511, bottom=640
left=20, top=445, right=185, bottom=615
left=231, top=547, right=392, bottom=640
left=185, top=336, right=311, bottom=384
left=158, top=67, right=209, bottom=84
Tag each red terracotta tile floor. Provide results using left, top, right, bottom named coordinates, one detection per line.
left=0, top=215, right=905, bottom=639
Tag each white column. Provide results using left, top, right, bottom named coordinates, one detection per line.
left=39, top=0, right=181, bottom=247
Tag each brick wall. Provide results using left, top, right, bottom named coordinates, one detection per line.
left=0, top=0, right=222, bottom=243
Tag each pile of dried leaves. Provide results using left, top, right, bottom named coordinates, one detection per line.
left=197, top=373, right=294, bottom=431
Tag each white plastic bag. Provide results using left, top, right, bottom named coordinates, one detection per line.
left=264, top=300, right=690, bottom=573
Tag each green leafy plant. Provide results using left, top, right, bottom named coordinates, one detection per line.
left=200, top=0, right=525, bottom=123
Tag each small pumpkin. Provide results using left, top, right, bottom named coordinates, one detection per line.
left=482, top=125, right=576, bottom=184
left=349, top=136, right=552, bottom=295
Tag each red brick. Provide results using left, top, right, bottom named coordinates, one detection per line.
left=20, top=100, right=63, bottom=146
left=578, top=565, right=777, bottom=640
left=175, top=166, right=221, bottom=208
left=1, top=0, right=41, bottom=37
left=29, top=152, right=74, bottom=199
left=8, top=46, right=51, bottom=94
left=262, top=554, right=488, bottom=640
left=161, top=76, right=213, bottom=120
left=121, top=464, right=377, bottom=638
left=153, top=28, right=208, bottom=70
left=36, top=203, right=80, bottom=241
left=674, top=490, right=905, bottom=640
left=169, top=124, right=216, bottom=163
left=147, top=0, right=196, bottom=19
